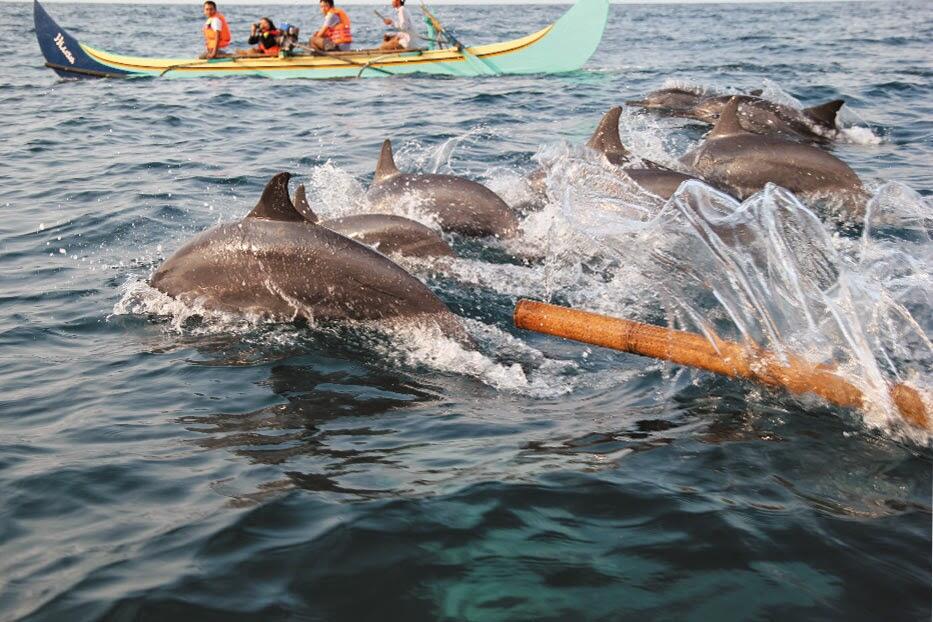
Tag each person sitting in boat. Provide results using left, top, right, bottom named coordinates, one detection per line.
left=200, top=1, right=231, bottom=59
left=239, top=18, right=282, bottom=57
left=310, top=0, right=352, bottom=52
left=380, top=0, right=417, bottom=51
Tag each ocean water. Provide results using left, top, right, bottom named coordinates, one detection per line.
left=1, top=1, right=931, bottom=620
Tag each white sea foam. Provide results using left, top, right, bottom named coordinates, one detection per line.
left=303, top=161, right=368, bottom=218
left=658, top=78, right=717, bottom=97
left=111, top=277, right=280, bottom=336
left=838, top=125, right=884, bottom=145
left=497, top=131, right=932, bottom=441
left=392, top=125, right=499, bottom=177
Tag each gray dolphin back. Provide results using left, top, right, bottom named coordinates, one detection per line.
left=687, top=95, right=841, bottom=141
left=681, top=98, right=863, bottom=203
left=803, top=99, right=844, bottom=129
left=368, top=139, right=518, bottom=238
left=292, top=184, right=319, bottom=223
left=151, top=173, right=460, bottom=329
left=587, top=106, right=707, bottom=199
left=375, top=139, right=401, bottom=183
left=293, top=183, right=454, bottom=257
left=322, top=214, right=455, bottom=257
left=625, top=87, right=706, bottom=114
left=587, top=107, right=631, bottom=166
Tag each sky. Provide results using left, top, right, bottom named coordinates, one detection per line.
left=10, top=0, right=878, bottom=4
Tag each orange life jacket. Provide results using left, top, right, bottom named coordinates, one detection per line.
left=203, top=12, right=232, bottom=50
left=258, top=29, right=281, bottom=56
left=324, top=8, right=352, bottom=46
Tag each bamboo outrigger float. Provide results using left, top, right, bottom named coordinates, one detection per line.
left=514, top=300, right=931, bottom=431
left=34, top=0, right=609, bottom=80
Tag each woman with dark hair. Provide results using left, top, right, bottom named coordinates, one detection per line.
left=239, top=17, right=282, bottom=56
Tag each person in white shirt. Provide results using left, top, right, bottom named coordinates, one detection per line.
left=380, top=0, right=417, bottom=51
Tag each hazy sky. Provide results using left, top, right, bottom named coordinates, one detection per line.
left=12, top=0, right=876, bottom=4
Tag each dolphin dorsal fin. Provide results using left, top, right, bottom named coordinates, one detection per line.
left=292, top=184, right=319, bottom=224
left=803, top=99, right=844, bottom=128
left=708, top=97, right=747, bottom=138
left=247, top=172, right=305, bottom=222
left=586, top=107, right=630, bottom=165
left=748, top=88, right=763, bottom=97
left=374, top=139, right=401, bottom=183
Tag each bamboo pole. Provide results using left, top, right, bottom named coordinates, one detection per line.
left=513, top=299, right=930, bottom=430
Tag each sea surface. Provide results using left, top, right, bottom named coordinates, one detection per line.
left=1, top=1, right=931, bottom=620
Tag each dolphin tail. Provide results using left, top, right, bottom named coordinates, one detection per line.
left=293, top=184, right=319, bottom=223
left=375, top=139, right=401, bottom=183
left=247, top=173, right=307, bottom=222
left=708, top=97, right=747, bottom=138
left=803, top=99, right=844, bottom=128
left=586, top=107, right=630, bottom=164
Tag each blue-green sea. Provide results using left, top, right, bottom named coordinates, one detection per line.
left=1, top=2, right=930, bottom=620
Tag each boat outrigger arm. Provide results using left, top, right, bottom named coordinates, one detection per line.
left=33, top=0, right=609, bottom=80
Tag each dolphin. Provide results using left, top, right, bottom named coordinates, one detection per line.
left=150, top=173, right=464, bottom=336
left=627, top=88, right=844, bottom=142
left=293, top=184, right=455, bottom=258
left=680, top=97, right=865, bottom=206
left=625, top=87, right=708, bottom=115
left=586, top=107, right=709, bottom=199
left=686, top=95, right=843, bottom=141
left=366, top=140, right=519, bottom=238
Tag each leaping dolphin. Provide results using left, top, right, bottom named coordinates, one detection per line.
left=686, top=95, right=843, bottom=141
left=625, top=87, right=708, bottom=115
left=293, top=184, right=455, bottom=258
left=628, top=87, right=844, bottom=142
left=366, top=140, right=519, bottom=238
left=150, top=173, right=464, bottom=336
left=586, top=107, right=709, bottom=200
left=680, top=97, right=865, bottom=208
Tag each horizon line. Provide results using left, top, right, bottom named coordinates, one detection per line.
left=4, top=0, right=892, bottom=5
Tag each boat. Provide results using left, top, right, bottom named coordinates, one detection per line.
left=34, top=0, right=609, bottom=80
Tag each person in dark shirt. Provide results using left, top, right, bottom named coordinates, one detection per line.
left=239, top=17, right=282, bottom=56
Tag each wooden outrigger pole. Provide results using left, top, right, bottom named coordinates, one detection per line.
left=514, top=299, right=930, bottom=430
left=419, top=2, right=500, bottom=76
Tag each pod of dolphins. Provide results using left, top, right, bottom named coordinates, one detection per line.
left=151, top=88, right=869, bottom=338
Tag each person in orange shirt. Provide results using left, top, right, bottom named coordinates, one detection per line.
left=310, top=0, right=352, bottom=52
left=201, top=1, right=231, bottom=59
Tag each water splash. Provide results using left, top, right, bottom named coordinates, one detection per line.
left=121, top=126, right=929, bottom=442
left=111, top=278, right=596, bottom=399
left=393, top=125, right=500, bottom=176
left=538, top=170, right=931, bottom=441
left=303, top=161, right=368, bottom=218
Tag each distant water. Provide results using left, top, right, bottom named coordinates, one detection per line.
left=1, top=2, right=931, bottom=620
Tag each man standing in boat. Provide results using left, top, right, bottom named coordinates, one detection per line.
left=310, top=0, right=353, bottom=52
left=201, top=1, right=231, bottom=59
left=380, top=0, right=417, bottom=51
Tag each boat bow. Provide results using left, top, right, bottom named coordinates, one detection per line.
left=34, top=0, right=132, bottom=78
left=476, top=0, right=609, bottom=75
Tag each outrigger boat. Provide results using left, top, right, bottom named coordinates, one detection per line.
left=34, top=0, right=609, bottom=80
